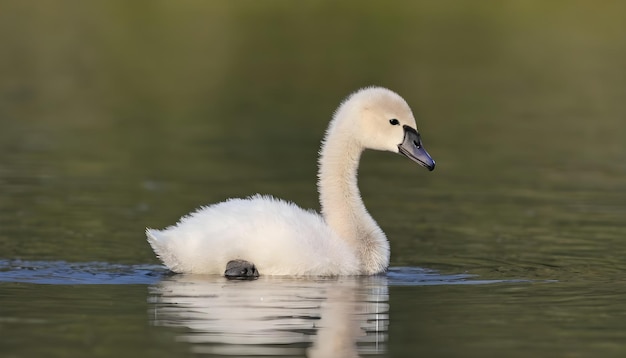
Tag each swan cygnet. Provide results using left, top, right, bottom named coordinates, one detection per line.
left=146, top=86, right=435, bottom=277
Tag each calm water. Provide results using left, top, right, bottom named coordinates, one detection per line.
left=1, top=1, right=626, bottom=357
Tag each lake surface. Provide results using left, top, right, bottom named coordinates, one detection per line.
left=1, top=1, right=626, bottom=357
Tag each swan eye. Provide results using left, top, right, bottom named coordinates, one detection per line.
left=389, top=119, right=400, bottom=126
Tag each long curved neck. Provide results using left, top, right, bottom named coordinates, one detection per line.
left=317, top=119, right=390, bottom=274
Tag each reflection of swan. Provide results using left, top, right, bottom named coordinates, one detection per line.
left=147, top=87, right=435, bottom=276
left=148, top=275, right=389, bottom=357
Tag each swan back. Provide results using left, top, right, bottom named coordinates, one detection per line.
left=147, top=195, right=360, bottom=275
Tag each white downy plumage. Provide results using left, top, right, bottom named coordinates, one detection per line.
left=146, top=86, right=435, bottom=276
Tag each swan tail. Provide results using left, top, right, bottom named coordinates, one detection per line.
left=146, top=228, right=183, bottom=273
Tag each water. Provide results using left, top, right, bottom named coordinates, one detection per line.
left=2, top=1, right=626, bottom=357
left=0, top=260, right=538, bottom=357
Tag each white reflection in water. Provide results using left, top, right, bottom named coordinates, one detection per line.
left=148, top=275, right=389, bottom=357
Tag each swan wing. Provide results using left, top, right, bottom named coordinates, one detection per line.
left=147, top=195, right=360, bottom=275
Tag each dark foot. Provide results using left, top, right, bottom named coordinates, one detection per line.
left=224, top=259, right=259, bottom=280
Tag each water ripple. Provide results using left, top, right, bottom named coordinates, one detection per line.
left=0, top=259, right=167, bottom=285
left=0, top=260, right=530, bottom=286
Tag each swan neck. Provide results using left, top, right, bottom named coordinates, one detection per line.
left=317, top=119, right=389, bottom=274
left=318, top=137, right=362, bottom=226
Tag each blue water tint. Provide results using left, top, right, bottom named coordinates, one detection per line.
left=0, top=259, right=167, bottom=285
left=0, top=260, right=530, bottom=286
left=386, top=267, right=532, bottom=286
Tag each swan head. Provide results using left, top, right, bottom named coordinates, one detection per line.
left=336, top=86, right=436, bottom=171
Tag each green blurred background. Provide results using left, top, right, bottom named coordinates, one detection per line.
left=1, top=2, right=626, bottom=356
left=1, top=1, right=624, bottom=270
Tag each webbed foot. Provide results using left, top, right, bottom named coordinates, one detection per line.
left=224, top=259, right=259, bottom=280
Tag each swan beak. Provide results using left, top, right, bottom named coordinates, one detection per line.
left=398, top=125, right=435, bottom=171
